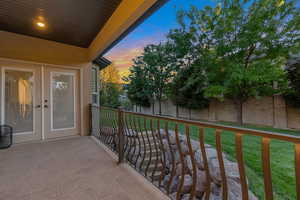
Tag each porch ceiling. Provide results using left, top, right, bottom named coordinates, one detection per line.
left=0, top=0, right=169, bottom=64
left=0, top=0, right=121, bottom=48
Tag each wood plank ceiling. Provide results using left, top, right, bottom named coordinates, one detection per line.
left=0, top=0, right=122, bottom=48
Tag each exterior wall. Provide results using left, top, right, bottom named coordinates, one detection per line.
left=161, top=100, right=176, bottom=117
left=81, top=64, right=93, bottom=136
left=243, top=97, right=274, bottom=126
left=178, top=106, right=190, bottom=119
left=287, top=106, right=300, bottom=129
left=215, top=99, right=237, bottom=122
left=273, top=95, right=287, bottom=129
left=136, top=96, right=300, bottom=130
left=0, top=31, right=89, bottom=66
left=191, top=108, right=209, bottom=121
left=141, top=105, right=152, bottom=115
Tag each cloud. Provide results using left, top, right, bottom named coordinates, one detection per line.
left=105, top=32, right=167, bottom=76
left=106, top=47, right=143, bottom=71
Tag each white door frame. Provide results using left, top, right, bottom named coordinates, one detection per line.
left=41, top=65, right=45, bottom=140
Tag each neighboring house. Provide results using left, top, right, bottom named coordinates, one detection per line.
left=0, top=0, right=168, bottom=144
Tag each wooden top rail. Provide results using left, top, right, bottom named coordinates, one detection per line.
left=100, top=106, right=300, bottom=143
left=124, top=110, right=300, bottom=143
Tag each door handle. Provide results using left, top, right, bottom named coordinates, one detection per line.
left=35, top=105, right=41, bottom=108
left=44, top=105, right=49, bottom=108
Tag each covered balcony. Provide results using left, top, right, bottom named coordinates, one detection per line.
left=1, top=0, right=300, bottom=200
left=0, top=0, right=170, bottom=199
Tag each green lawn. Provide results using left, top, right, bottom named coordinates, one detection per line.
left=167, top=122, right=299, bottom=200
left=100, top=109, right=300, bottom=199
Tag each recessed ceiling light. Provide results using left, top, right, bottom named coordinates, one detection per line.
left=36, top=22, right=45, bottom=28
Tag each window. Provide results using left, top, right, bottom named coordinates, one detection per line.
left=91, top=66, right=99, bottom=105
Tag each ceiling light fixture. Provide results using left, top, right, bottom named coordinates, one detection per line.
left=36, top=22, right=45, bottom=28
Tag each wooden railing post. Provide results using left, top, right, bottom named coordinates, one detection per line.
left=118, top=108, right=125, bottom=164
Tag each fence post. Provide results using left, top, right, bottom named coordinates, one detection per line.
left=118, top=108, right=125, bottom=164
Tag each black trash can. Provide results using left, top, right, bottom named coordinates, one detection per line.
left=0, top=125, right=13, bottom=149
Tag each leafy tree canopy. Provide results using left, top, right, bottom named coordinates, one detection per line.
left=172, top=0, right=300, bottom=124
left=123, top=56, right=153, bottom=107
left=126, top=0, right=300, bottom=123
left=100, top=63, right=121, bottom=84
left=100, top=64, right=122, bottom=108
left=168, top=65, right=210, bottom=109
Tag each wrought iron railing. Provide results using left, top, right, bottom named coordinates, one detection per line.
left=95, top=106, right=300, bottom=200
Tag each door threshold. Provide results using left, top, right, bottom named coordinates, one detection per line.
left=12, top=135, right=81, bottom=146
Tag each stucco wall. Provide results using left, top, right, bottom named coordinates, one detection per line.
left=0, top=31, right=89, bottom=66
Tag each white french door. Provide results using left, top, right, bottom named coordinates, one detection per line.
left=1, top=65, right=42, bottom=143
left=0, top=60, right=80, bottom=143
left=43, top=67, right=80, bottom=139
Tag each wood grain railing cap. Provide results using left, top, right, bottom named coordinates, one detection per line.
left=114, top=108, right=300, bottom=143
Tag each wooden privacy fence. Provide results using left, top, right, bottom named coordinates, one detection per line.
left=94, top=106, right=300, bottom=200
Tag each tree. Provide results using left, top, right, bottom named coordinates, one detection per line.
left=100, top=63, right=121, bottom=84
left=168, top=65, right=210, bottom=110
left=100, top=64, right=122, bottom=108
left=100, top=83, right=122, bottom=108
left=142, top=42, right=177, bottom=115
left=123, top=56, right=153, bottom=107
left=177, top=0, right=300, bottom=125
left=167, top=27, right=210, bottom=115
left=284, top=57, right=300, bottom=107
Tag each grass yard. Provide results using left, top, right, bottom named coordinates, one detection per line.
left=167, top=122, right=299, bottom=200
left=191, top=127, right=296, bottom=200
left=100, top=109, right=300, bottom=199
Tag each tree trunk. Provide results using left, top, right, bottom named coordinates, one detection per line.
left=139, top=105, right=141, bottom=112
left=189, top=108, right=192, bottom=120
left=176, top=105, right=179, bottom=118
left=235, top=100, right=244, bottom=126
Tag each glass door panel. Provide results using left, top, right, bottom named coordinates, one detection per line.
left=3, top=69, right=34, bottom=134
left=51, top=72, right=75, bottom=130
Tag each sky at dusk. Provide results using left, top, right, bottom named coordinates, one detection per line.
left=104, top=0, right=215, bottom=77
